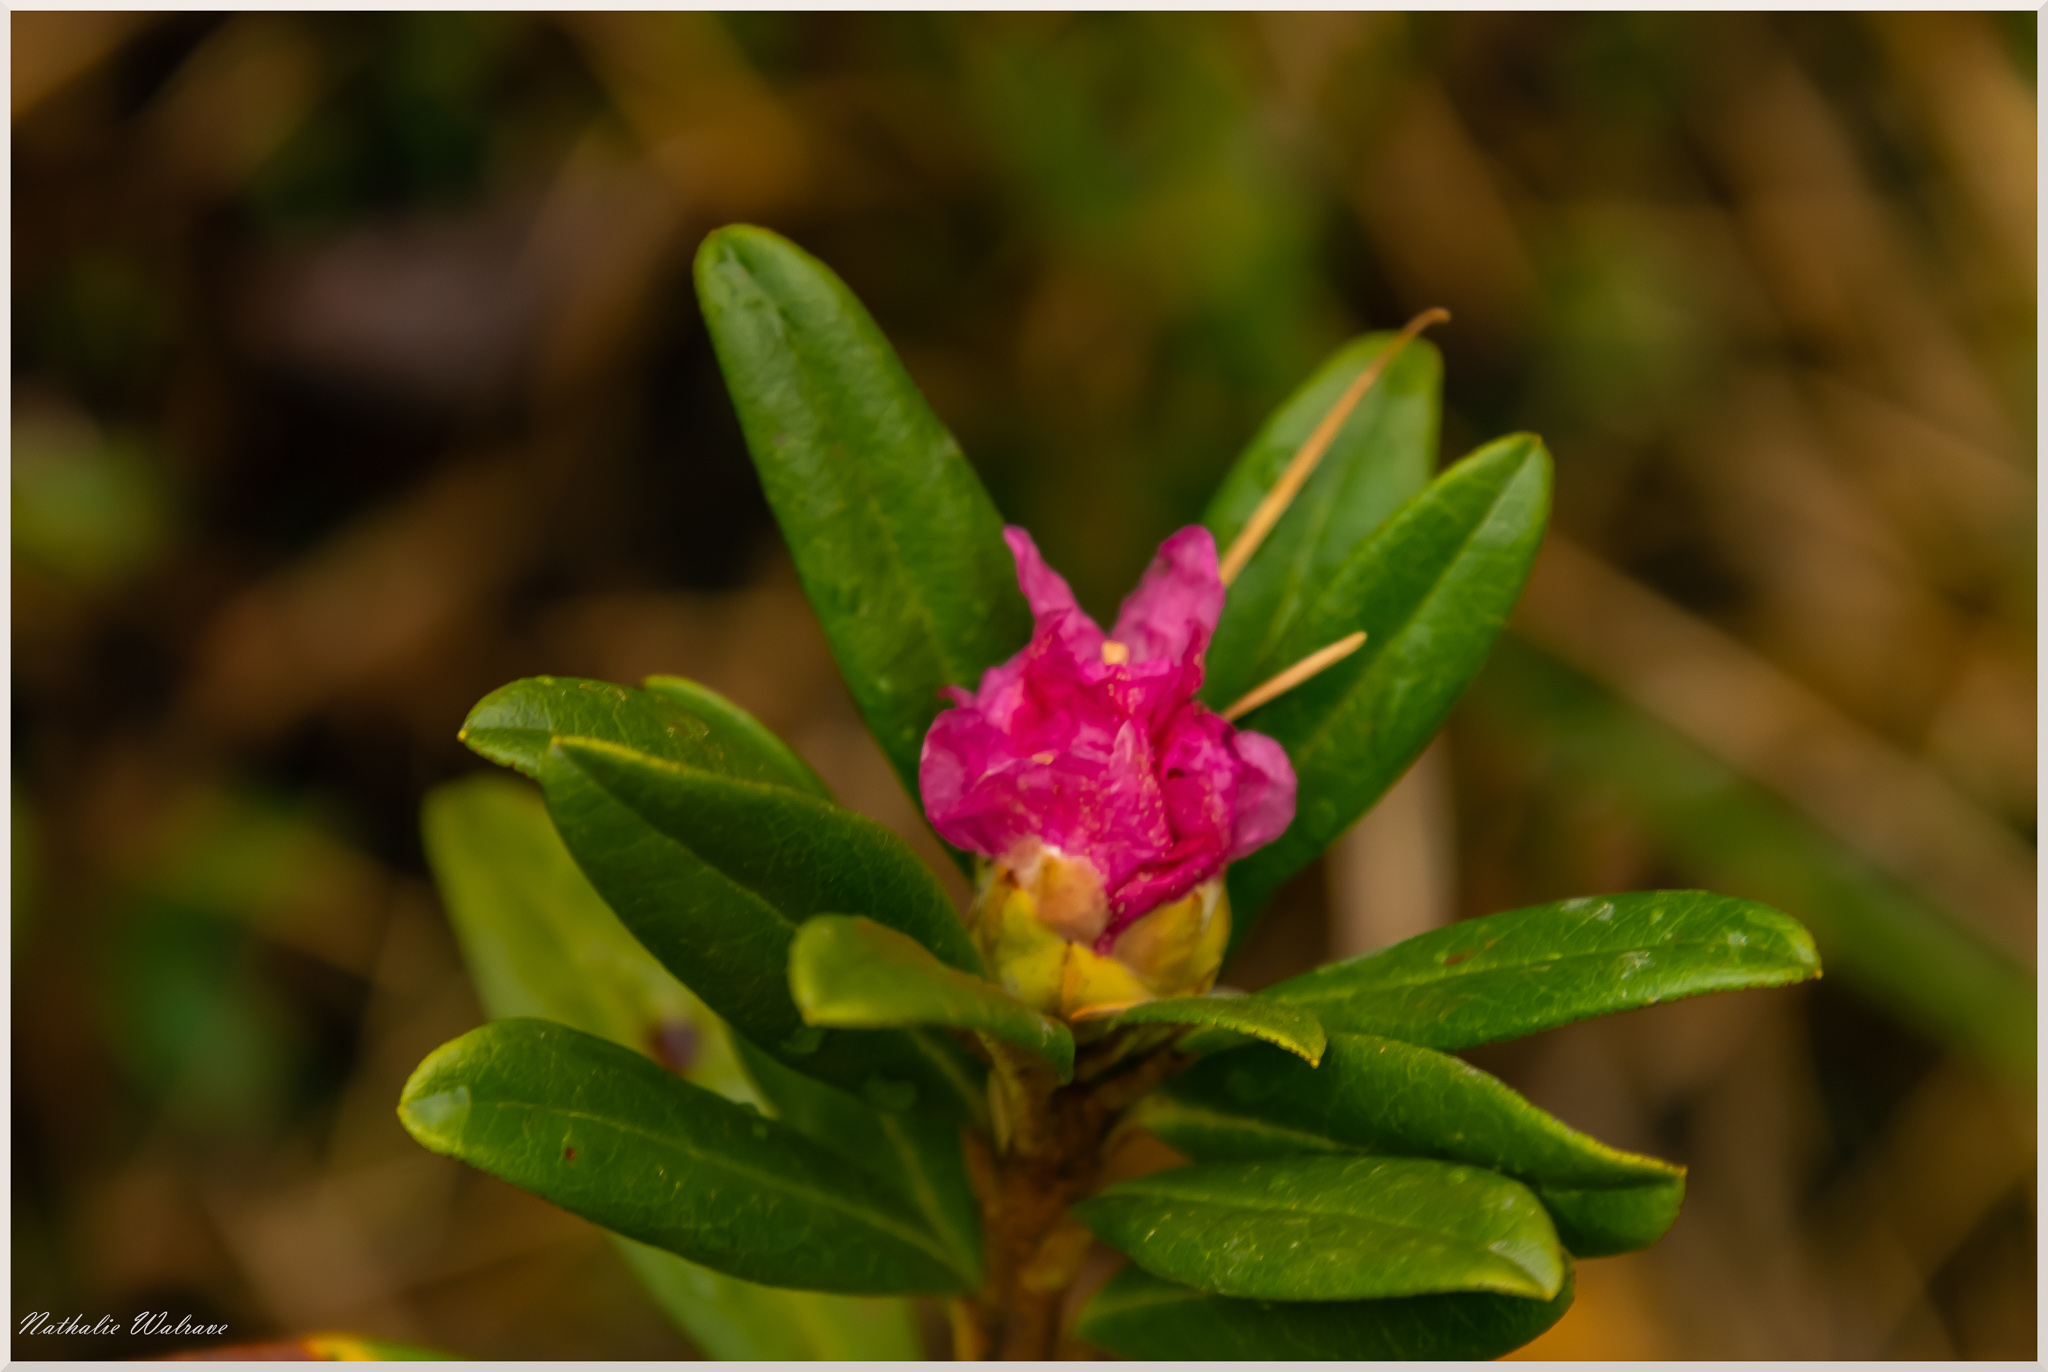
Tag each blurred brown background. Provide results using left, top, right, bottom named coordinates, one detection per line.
left=11, top=11, right=2035, bottom=1360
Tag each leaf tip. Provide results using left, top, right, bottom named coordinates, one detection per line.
left=694, top=221, right=755, bottom=267
left=1790, top=926, right=1823, bottom=976
left=695, top=222, right=809, bottom=301
left=1049, top=1016, right=1079, bottom=1081
left=396, top=1040, right=477, bottom=1151
left=1492, top=1241, right=1567, bottom=1302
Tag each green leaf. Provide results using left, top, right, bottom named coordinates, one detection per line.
left=612, top=1238, right=919, bottom=1361
left=542, top=737, right=979, bottom=976
left=1203, top=331, right=1442, bottom=708
left=1072, top=1155, right=1563, bottom=1302
left=641, top=674, right=833, bottom=799
left=539, top=737, right=984, bottom=1120
left=1261, top=890, right=1820, bottom=1051
left=1150, top=1033, right=1685, bottom=1257
left=398, top=1018, right=973, bottom=1294
left=422, top=773, right=753, bottom=1095
left=1130, top=1093, right=1353, bottom=1160
left=791, top=915, right=1073, bottom=1082
left=461, top=675, right=829, bottom=799
left=1095, top=994, right=1325, bottom=1065
left=695, top=224, right=1030, bottom=837
left=420, top=774, right=919, bottom=1356
left=734, top=1033, right=984, bottom=1289
left=1077, top=1263, right=1574, bottom=1361
left=1222, top=435, right=1552, bottom=956
left=421, top=773, right=688, bottom=1042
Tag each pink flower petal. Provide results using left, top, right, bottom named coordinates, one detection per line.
left=920, top=523, right=1298, bottom=940
left=1003, top=526, right=1081, bottom=621
left=1111, top=525, right=1224, bottom=665
left=1224, top=727, right=1297, bottom=859
left=1004, top=526, right=1104, bottom=666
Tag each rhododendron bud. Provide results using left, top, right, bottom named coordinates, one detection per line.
left=920, top=525, right=1295, bottom=1017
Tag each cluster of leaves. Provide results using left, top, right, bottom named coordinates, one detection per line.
left=399, top=226, right=1819, bottom=1359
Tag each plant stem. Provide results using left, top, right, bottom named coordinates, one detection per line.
left=954, top=1042, right=1187, bottom=1359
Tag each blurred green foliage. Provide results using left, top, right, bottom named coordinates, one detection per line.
left=961, top=17, right=1339, bottom=607
left=104, top=898, right=308, bottom=1129
left=12, top=412, right=170, bottom=586
left=1472, top=641, right=2033, bottom=1084
left=248, top=13, right=565, bottom=233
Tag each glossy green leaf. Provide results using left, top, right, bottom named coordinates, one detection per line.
left=1077, top=1262, right=1574, bottom=1361
left=1222, top=437, right=1551, bottom=949
left=422, top=774, right=752, bottom=1093
left=539, top=737, right=984, bottom=1120
left=543, top=737, right=979, bottom=975
left=419, top=774, right=918, bottom=1357
left=1131, top=1092, right=1352, bottom=1160
left=1072, top=1155, right=1563, bottom=1301
left=1149, top=1033, right=1685, bottom=1257
left=791, top=915, right=1072, bottom=1082
left=1221, top=435, right=1551, bottom=956
left=461, top=675, right=829, bottom=799
left=612, top=1238, right=918, bottom=1361
left=641, top=674, right=833, bottom=799
left=398, top=1019, right=973, bottom=1294
left=1262, top=890, right=1819, bottom=1052
left=734, top=1034, right=984, bottom=1289
left=1096, top=994, right=1325, bottom=1065
left=423, top=775, right=694, bottom=1046
left=695, top=224, right=1030, bottom=832
left=1203, top=331, right=1441, bottom=708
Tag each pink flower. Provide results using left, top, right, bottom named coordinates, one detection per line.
left=920, top=525, right=1296, bottom=952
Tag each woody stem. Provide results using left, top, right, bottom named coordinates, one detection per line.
left=953, top=1043, right=1189, bottom=1360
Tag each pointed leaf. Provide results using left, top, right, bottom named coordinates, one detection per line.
left=695, top=225, right=1030, bottom=834
left=1077, top=1263, right=1574, bottom=1361
left=398, top=1019, right=973, bottom=1294
left=1262, top=890, right=1820, bottom=1051
left=1203, top=331, right=1441, bottom=708
left=734, top=1033, right=984, bottom=1288
left=1090, top=994, right=1325, bottom=1065
left=539, top=738, right=984, bottom=1120
left=791, top=915, right=1073, bottom=1082
left=1151, top=1032, right=1685, bottom=1256
left=1223, top=435, right=1551, bottom=955
left=461, top=674, right=829, bottom=799
left=420, top=775, right=916, bottom=1355
left=1072, top=1155, right=1564, bottom=1302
